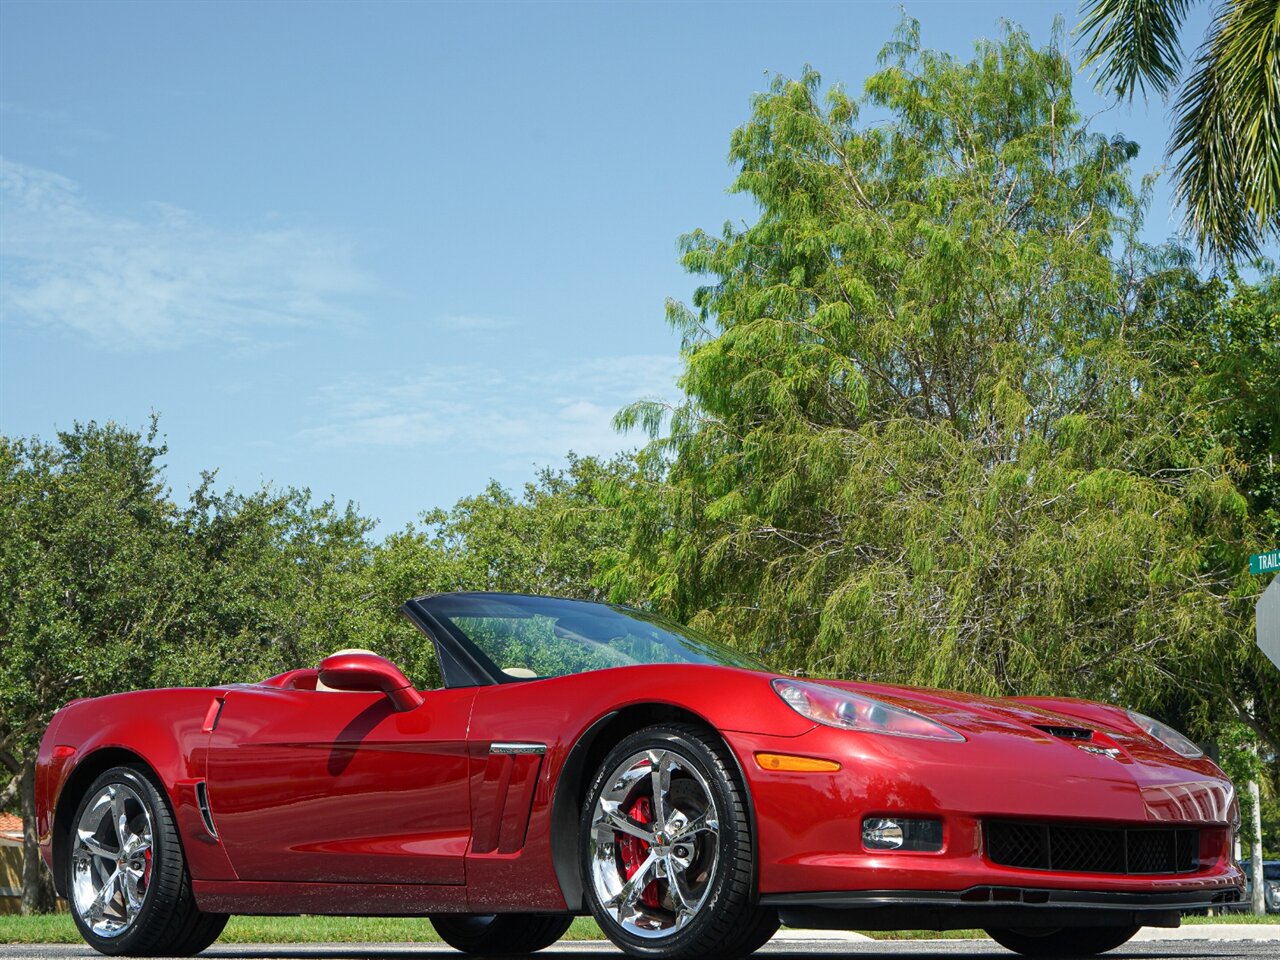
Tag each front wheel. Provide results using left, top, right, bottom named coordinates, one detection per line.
left=429, top=914, right=572, bottom=954
left=581, top=722, right=778, bottom=959
left=66, top=765, right=228, bottom=956
left=985, top=926, right=1141, bottom=957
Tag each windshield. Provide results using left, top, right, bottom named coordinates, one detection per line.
left=419, top=593, right=770, bottom=681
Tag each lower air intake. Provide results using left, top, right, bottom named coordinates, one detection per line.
left=986, top=821, right=1199, bottom=875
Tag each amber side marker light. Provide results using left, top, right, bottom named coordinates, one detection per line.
left=754, top=752, right=841, bottom=772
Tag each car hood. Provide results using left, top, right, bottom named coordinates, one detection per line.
left=806, top=677, right=1233, bottom=815
left=812, top=677, right=1163, bottom=756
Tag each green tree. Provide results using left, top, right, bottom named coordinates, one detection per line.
left=155, top=486, right=382, bottom=688
left=613, top=20, right=1271, bottom=748
left=0, top=420, right=394, bottom=911
left=0, top=421, right=188, bottom=912
left=1078, top=0, right=1280, bottom=262
left=1132, top=261, right=1280, bottom=745
left=417, top=453, right=637, bottom=601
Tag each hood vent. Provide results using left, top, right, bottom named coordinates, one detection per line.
left=1033, top=724, right=1093, bottom=741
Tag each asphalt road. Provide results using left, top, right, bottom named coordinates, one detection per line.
left=0, top=943, right=1268, bottom=960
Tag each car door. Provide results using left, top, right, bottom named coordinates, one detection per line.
left=205, top=683, right=476, bottom=885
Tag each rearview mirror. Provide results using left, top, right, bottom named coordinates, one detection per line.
left=317, top=652, right=425, bottom=712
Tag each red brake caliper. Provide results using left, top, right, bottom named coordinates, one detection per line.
left=616, top=796, right=661, bottom=908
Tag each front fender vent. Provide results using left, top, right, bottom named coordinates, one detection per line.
left=195, top=780, right=218, bottom=839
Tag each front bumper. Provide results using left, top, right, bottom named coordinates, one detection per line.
left=725, top=726, right=1244, bottom=912
left=763, top=884, right=1244, bottom=930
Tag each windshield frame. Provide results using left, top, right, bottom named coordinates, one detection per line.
left=399, top=591, right=771, bottom=689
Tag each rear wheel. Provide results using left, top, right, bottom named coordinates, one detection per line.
left=581, top=723, right=778, bottom=959
left=985, top=925, right=1141, bottom=957
left=429, top=914, right=572, bottom=954
left=66, top=765, right=228, bottom=956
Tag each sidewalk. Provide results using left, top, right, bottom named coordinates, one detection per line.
left=769, top=924, right=1280, bottom=943
left=1133, top=924, right=1280, bottom=941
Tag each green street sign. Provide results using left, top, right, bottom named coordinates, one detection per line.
left=1252, top=549, right=1280, bottom=575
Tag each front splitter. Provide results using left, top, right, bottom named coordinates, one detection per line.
left=761, top=884, right=1245, bottom=931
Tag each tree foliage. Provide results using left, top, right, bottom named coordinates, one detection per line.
left=1135, top=260, right=1280, bottom=744
left=612, top=20, right=1275, bottom=749
left=1, top=420, right=190, bottom=765
left=0, top=417, right=638, bottom=908
left=416, top=454, right=637, bottom=601
left=0, top=427, right=631, bottom=790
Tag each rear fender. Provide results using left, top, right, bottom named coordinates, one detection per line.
left=44, top=689, right=237, bottom=894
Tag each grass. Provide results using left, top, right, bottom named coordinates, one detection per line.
left=1184, top=912, right=1280, bottom=924
left=1, top=910, right=1275, bottom=944
left=0, top=915, right=603, bottom=945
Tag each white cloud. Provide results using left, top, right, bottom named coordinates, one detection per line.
left=0, top=156, right=370, bottom=347
left=436, top=314, right=512, bottom=332
left=298, top=354, right=681, bottom=467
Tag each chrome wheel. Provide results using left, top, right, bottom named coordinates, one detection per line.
left=70, top=782, right=153, bottom=939
left=588, top=746, right=720, bottom=939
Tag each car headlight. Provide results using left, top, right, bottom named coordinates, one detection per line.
left=772, top=678, right=965, bottom=742
left=1125, top=709, right=1203, bottom=758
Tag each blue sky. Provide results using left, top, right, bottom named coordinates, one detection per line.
left=0, top=0, right=1214, bottom=531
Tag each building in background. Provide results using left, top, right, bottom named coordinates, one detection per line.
left=1, top=814, right=24, bottom=914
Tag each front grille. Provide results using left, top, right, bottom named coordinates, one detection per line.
left=986, top=821, right=1199, bottom=875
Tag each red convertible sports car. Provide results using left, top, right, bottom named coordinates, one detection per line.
left=37, top=592, right=1243, bottom=958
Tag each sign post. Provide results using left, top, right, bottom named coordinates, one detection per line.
left=1250, top=550, right=1277, bottom=914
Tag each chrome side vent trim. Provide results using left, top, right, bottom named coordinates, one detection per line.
left=195, top=780, right=219, bottom=838
left=489, top=742, right=547, bottom=755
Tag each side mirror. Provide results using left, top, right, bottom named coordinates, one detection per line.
left=317, top=652, right=425, bottom=712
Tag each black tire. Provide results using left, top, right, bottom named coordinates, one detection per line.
left=985, top=925, right=1141, bottom=957
left=65, top=764, right=229, bottom=956
left=736, top=910, right=783, bottom=956
left=581, top=722, right=779, bottom=960
left=429, top=914, right=573, bottom=954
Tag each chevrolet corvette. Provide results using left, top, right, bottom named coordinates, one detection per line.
left=37, top=592, right=1244, bottom=958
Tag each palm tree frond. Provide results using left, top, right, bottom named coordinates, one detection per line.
left=1079, top=0, right=1197, bottom=99
left=1213, top=0, right=1280, bottom=225
left=1171, top=0, right=1280, bottom=261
